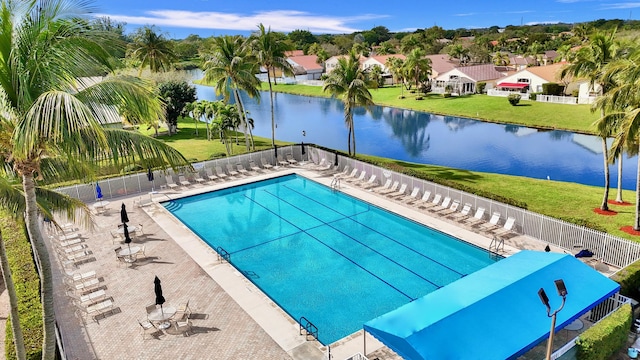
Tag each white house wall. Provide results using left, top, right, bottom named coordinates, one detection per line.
left=498, top=71, right=549, bottom=92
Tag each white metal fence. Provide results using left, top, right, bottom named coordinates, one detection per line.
left=58, top=144, right=640, bottom=269
left=487, top=89, right=531, bottom=100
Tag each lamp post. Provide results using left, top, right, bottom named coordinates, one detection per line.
left=538, top=279, right=568, bottom=360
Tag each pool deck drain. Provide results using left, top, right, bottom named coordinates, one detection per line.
left=47, top=166, right=615, bottom=360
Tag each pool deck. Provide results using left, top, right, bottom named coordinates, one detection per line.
left=47, top=165, right=616, bottom=360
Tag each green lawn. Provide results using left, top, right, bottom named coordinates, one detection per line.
left=259, top=84, right=600, bottom=134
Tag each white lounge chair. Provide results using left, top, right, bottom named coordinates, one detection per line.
left=205, top=168, right=219, bottom=181
left=428, top=196, right=451, bottom=213
left=249, top=161, right=261, bottom=172
left=165, top=176, right=179, bottom=190
left=360, top=174, right=377, bottom=189
left=491, top=217, right=516, bottom=237
left=193, top=172, right=205, bottom=184
left=387, top=183, right=408, bottom=198
left=463, top=207, right=486, bottom=226
left=419, top=193, right=441, bottom=210
left=479, top=212, right=502, bottom=231
left=348, top=170, right=367, bottom=184
left=178, top=175, right=191, bottom=187
left=439, top=200, right=461, bottom=216
left=371, top=179, right=392, bottom=192
left=314, top=158, right=331, bottom=171
left=277, top=155, right=289, bottom=167
left=286, top=154, right=298, bottom=165
left=237, top=164, right=249, bottom=176
left=261, top=158, right=274, bottom=170
left=399, top=187, right=421, bottom=203
left=215, top=166, right=229, bottom=180
left=378, top=180, right=399, bottom=195
left=342, top=168, right=358, bottom=180
left=449, top=203, right=472, bottom=220
left=411, top=191, right=431, bottom=207
left=226, top=163, right=239, bottom=176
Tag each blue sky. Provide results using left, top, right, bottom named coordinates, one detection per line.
left=95, top=0, right=640, bottom=39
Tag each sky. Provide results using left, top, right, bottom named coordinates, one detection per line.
left=94, top=0, right=640, bottom=39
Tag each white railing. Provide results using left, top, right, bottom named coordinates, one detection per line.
left=537, top=95, right=578, bottom=105
left=344, top=353, right=369, bottom=360
left=487, top=89, right=530, bottom=100
left=59, top=144, right=640, bottom=269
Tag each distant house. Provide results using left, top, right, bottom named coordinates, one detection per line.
left=495, top=63, right=567, bottom=93
left=287, top=54, right=323, bottom=80
left=362, top=54, right=406, bottom=84
left=508, top=55, right=538, bottom=71
left=434, top=64, right=507, bottom=94
left=324, top=55, right=367, bottom=74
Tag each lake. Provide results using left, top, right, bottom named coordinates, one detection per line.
left=194, top=84, right=636, bottom=190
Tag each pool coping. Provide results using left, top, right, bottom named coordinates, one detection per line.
left=142, top=166, right=554, bottom=359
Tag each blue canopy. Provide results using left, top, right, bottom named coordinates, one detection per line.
left=364, top=251, right=620, bottom=360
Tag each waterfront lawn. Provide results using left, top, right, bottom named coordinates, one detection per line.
left=362, top=155, right=638, bottom=241
left=137, top=117, right=289, bottom=161
left=263, top=84, right=600, bottom=134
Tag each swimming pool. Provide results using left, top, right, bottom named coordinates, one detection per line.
left=163, top=174, right=500, bottom=344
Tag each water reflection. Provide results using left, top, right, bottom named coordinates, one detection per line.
left=193, top=84, right=636, bottom=190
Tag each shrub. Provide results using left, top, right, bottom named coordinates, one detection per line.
left=208, top=152, right=227, bottom=159
left=529, top=92, right=539, bottom=101
left=575, top=304, right=632, bottom=360
left=442, top=93, right=452, bottom=98
left=1, top=211, right=43, bottom=359
left=507, top=94, right=521, bottom=106
left=572, top=89, right=580, bottom=97
left=476, top=82, right=486, bottom=94
left=611, top=260, right=640, bottom=300
left=542, top=82, right=565, bottom=96
left=415, top=96, right=423, bottom=100
left=397, top=95, right=405, bottom=99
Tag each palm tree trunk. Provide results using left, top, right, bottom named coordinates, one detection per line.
left=636, top=142, right=640, bottom=230
left=233, top=88, right=251, bottom=151
left=600, top=137, right=610, bottom=211
left=268, top=71, right=276, bottom=148
left=22, top=173, right=56, bottom=360
left=0, top=231, right=27, bottom=360
left=617, top=153, right=624, bottom=203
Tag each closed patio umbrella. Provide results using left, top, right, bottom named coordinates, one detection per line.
left=274, top=144, right=278, bottom=166
left=301, top=142, right=306, bottom=155
left=95, top=182, right=103, bottom=201
left=123, top=223, right=132, bottom=259
left=147, top=168, right=155, bottom=191
left=154, top=276, right=166, bottom=320
left=334, top=151, right=339, bottom=166
left=120, top=203, right=129, bottom=224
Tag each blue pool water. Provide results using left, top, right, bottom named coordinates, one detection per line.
left=163, top=174, right=500, bottom=344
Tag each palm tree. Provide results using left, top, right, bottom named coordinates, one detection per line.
left=492, top=51, right=511, bottom=66
left=561, top=29, right=621, bottom=211
left=323, top=50, right=374, bottom=156
left=0, top=2, right=191, bottom=358
left=129, top=26, right=177, bottom=75
left=250, top=24, right=293, bottom=148
left=385, top=57, right=405, bottom=96
left=203, top=35, right=261, bottom=152
left=404, top=48, right=432, bottom=91
left=595, top=46, right=640, bottom=229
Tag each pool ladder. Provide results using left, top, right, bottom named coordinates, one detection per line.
left=216, top=246, right=230, bottom=263
left=489, top=236, right=504, bottom=253
left=299, top=316, right=318, bottom=341
left=330, top=175, right=341, bottom=191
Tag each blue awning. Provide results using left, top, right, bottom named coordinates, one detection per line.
left=364, top=251, right=620, bottom=360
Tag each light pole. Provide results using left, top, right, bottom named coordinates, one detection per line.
left=538, top=279, right=568, bottom=360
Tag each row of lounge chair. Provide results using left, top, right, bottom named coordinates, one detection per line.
left=49, top=224, right=115, bottom=323
left=331, top=166, right=518, bottom=240
left=165, top=158, right=279, bottom=189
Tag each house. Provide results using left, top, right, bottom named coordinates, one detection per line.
left=324, top=55, right=367, bottom=74
left=362, top=54, right=406, bottom=84
left=508, top=55, right=538, bottom=71
left=434, top=64, right=507, bottom=94
left=425, top=54, right=457, bottom=80
left=287, top=54, right=323, bottom=80
left=495, top=63, right=568, bottom=93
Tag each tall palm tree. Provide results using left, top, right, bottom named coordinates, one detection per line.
left=385, top=57, right=406, bottom=96
left=203, top=35, right=261, bottom=152
left=595, top=46, right=640, bottom=229
left=129, top=25, right=177, bottom=75
left=561, top=29, right=621, bottom=211
left=0, top=2, right=190, bottom=358
left=323, top=50, right=374, bottom=156
left=403, top=48, right=432, bottom=90
left=250, top=24, right=293, bottom=147
left=492, top=51, right=511, bottom=66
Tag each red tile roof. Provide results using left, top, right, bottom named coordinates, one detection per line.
left=425, top=54, right=457, bottom=75
left=455, top=64, right=505, bottom=82
left=288, top=55, right=323, bottom=72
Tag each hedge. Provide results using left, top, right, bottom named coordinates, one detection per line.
left=575, top=303, right=632, bottom=360
left=611, top=260, right=640, bottom=300
left=0, top=211, right=43, bottom=360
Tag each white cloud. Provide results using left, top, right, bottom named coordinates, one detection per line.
left=600, top=2, right=640, bottom=9
left=454, top=13, right=476, bottom=17
left=526, top=20, right=561, bottom=25
left=95, top=9, right=388, bottom=34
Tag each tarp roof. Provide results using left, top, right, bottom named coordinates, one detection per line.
left=364, top=251, right=620, bottom=360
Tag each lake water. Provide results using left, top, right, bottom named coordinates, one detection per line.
left=194, top=84, right=637, bottom=190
